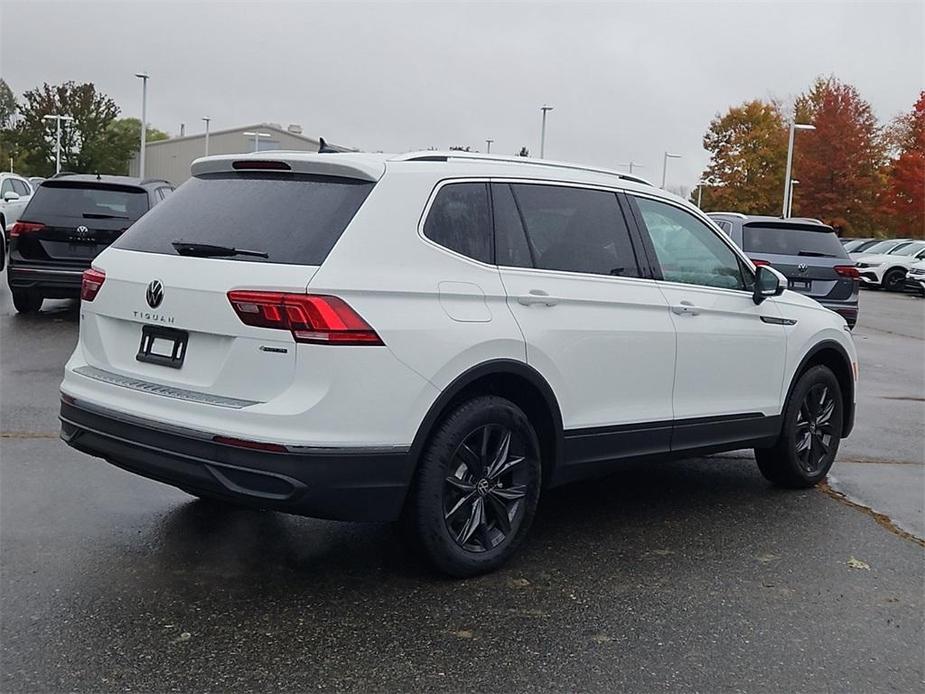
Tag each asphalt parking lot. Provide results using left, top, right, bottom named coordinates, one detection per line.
left=1, top=276, right=922, bottom=692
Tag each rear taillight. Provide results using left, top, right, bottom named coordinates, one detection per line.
left=751, top=259, right=771, bottom=267
left=80, top=268, right=106, bottom=301
left=227, top=291, right=383, bottom=346
left=834, top=265, right=861, bottom=279
left=9, top=221, right=45, bottom=237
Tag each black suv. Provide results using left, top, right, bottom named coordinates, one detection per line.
left=7, top=175, right=173, bottom=313
left=708, top=213, right=860, bottom=328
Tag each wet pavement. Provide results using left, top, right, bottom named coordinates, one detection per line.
left=1, top=274, right=923, bottom=692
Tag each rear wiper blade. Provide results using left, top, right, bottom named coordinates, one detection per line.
left=797, top=251, right=837, bottom=257
left=171, top=241, right=269, bottom=259
left=83, top=212, right=130, bottom=220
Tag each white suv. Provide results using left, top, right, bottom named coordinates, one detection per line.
left=60, top=151, right=858, bottom=576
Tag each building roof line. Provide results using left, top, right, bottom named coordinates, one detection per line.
left=142, top=123, right=322, bottom=148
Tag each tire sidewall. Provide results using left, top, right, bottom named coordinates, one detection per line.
left=412, top=395, right=542, bottom=577
left=780, top=365, right=844, bottom=485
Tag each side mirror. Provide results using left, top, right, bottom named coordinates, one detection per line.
left=2, top=191, right=20, bottom=202
left=753, top=265, right=786, bottom=304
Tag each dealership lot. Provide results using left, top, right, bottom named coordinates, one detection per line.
left=1, top=277, right=922, bottom=691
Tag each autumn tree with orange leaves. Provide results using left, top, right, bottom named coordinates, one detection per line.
left=879, top=92, right=925, bottom=238
left=790, top=77, right=887, bottom=235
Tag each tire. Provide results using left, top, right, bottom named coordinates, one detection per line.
left=882, top=268, right=906, bottom=292
left=404, top=395, right=542, bottom=577
left=11, top=289, right=43, bottom=314
left=755, top=365, right=843, bottom=488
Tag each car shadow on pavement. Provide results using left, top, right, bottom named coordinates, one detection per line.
left=140, top=453, right=814, bottom=587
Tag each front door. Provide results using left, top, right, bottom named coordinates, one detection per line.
left=627, top=194, right=788, bottom=451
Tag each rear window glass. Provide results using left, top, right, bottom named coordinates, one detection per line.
left=423, top=182, right=492, bottom=264
left=742, top=225, right=848, bottom=259
left=114, top=173, right=374, bottom=265
left=25, top=182, right=149, bottom=221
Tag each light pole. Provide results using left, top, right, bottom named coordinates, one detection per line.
left=787, top=179, right=799, bottom=218
left=485, top=139, right=493, bottom=153
left=202, top=117, right=211, bottom=156
left=135, top=72, right=149, bottom=178
left=617, top=161, right=644, bottom=174
left=540, top=105, right=553, bottom=158
left=661, top=151, right=681, bottom=188
left=43, top=114, right=74, bottom=174
left=782, top=122, right=814, bottom=217
left=243, top=131, right=271, bottom=152
left=697, top=182, right=704, bottom=208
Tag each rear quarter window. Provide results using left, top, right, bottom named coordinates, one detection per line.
left=114, top=173, right=374, bottom=266
left=423, top=182, right=492, bottom=264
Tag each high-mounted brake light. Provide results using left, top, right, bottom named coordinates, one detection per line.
left=227, top=291, right=383, bottom=346
left=9, top=221, right=45, bottom=237
left=834, top=265, right=861, bottom=279
left=80, top=268, right=106, bottom=302
left=751, top=259, right=771, bottom=267
left=231, top=160, right=292, bottom=171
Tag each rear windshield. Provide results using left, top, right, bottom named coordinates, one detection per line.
left=742, top=224, right=848, bottom=259
left=114, top=173, right=374, bottom=265
left=25, top=181, right=149, bottom=221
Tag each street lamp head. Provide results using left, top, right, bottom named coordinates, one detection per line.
left=135, top=72, right=149, bottom=80
left=665, top=152, right=681, bottom=159
left=793, top=123, right=815, bottom=131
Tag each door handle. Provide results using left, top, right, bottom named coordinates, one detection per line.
left=670, top=300, right=700, bottom=316
left=517, top=289, right=559, bottom=307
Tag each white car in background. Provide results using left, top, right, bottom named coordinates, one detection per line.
left=855, top=240, right=925, bottom=291
left=905, top=259, right=925, bottom=296
left=849, top=238, right=912, bottom=262
left=0, top=172, right=35, bottom=236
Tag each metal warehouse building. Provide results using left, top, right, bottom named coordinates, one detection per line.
left=128, top=123, right=342, bottom=185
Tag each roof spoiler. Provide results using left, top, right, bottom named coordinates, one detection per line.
left=190, top=153, right=384, bottom=182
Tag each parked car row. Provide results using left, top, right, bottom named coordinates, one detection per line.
left=5, top=174, right=173, bottom=313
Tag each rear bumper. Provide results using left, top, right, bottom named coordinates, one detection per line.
left=7, top=262, right=85, bottom=297
left=59, top=397, right=415, bottom=522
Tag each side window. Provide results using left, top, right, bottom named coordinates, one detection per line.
left=634, top=197, right=747, bottom=290
left=509, top=184, right=639, bottom=277
left=423, top=182, right=492, bottom=264
left=492, top=183, right=533, bottom=268
left=714, top=220, right=732, bottom=234
left=0, top=179, right=13, bottom=196
left=12, top=179, right=31, bottom=196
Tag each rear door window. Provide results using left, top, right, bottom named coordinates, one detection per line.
left=0, top=179, right=13, bottom=196
left=508, top=183, right=640, bottom=277
left=742, top=224, right=849, bottom=259
left=492, top=183, right=533, bottom=268
left=25, top=182, right=150, bottom=221
left=114, top=173, right=374, bottom=266
left=423, top=182, right=492, bottom=264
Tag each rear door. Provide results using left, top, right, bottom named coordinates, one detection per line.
left=627, top=194, right=787, bottom=445
left=81, top=170, right=375, bottom=403
left=14, top=181, right=150, bottom=267
left=739, top=222, right=855, bottom=304
left=494, top=181, right=676, bottom=466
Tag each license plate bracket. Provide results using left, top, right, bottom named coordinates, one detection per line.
left=788, top=279, right=811, bottom=291
left=136, top=325, right=188, bottom=369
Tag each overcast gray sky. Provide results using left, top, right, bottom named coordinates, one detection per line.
left=1, top=0, right=922, bottom=188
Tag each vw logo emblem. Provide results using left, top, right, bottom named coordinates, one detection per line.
left=797, top=263, right=808, bottom=273
left=75, top=225, right=89, bottom=237
left=145, top=280, right=164, bottom=309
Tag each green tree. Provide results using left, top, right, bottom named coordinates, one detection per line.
left=0, top=79, right=17, bottom=128
left=101, top=117, right=168, bottom=174
left=15, top=81, right=122, bottom=176
left=697, top=99, right=787, bottom=214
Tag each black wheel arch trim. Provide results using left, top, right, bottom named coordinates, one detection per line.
left=786, top=339, right=855, bottom=437
left=408, top=359, right=565, bottom=480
